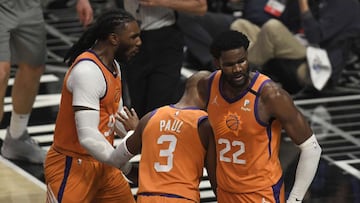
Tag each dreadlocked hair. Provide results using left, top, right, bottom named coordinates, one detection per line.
left=64, top=8, right=136, bottom=66
left=210, top=30, right=250, bottom=59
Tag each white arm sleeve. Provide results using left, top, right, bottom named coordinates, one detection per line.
left=287, top=134, right=322, bottom=203
left=118, top=130, right=135, bottom=175
left=67, top=60, right=106, bottom=110
left=71, top=60, right=134, bottom=168
left=75, top=110, right=135, bottom=168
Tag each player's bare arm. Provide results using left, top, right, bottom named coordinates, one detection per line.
left=259, top=81, right=312, bottom=145
left=113, top=111, right=153, bottom=185
left=197, top=73, right=212, bottom=104
left=259, top=81, right=322, bottom=203
left=199, top=118, right=217, bottom=196
left=121, top=111, right=152, bottom=155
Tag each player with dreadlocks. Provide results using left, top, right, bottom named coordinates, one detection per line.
left=44, top=9, right=141, bottom=203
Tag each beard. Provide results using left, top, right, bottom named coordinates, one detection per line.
left=225, top=68, right=250, bottom=89
left=114, top=48, right=127, bottom=63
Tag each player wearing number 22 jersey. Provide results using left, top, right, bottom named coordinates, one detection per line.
left=200, top=30, right=321, bottom=203
left=207, top=70, right=284, bottom=202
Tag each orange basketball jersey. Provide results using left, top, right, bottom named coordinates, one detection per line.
left=52, top=50, right=122, bottom=158
left=207, top=71, right=283, bottom=193
left=137, top=105, right=208, bottom=203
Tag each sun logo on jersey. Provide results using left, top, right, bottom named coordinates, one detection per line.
left=219, top=112, right=242, bottom=136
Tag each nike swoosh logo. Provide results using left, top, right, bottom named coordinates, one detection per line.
left=295, top=198, right=301, bottom=201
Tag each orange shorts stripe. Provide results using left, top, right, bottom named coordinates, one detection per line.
left=44, top=147, right=135, bottom=203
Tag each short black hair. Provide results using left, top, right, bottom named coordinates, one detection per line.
left=210, top=30, right=250, bottom=59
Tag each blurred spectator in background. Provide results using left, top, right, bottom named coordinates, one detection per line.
left=178, top=0, right=300, bottom=72
left=123, top=0, right=207, bottom=118
left=231, top=0, right=360, bottom=95
left=76, top=0, right=93, bottom=27
left=47, top=0, right=94, bottom=27
left=0, top=0, right=93, bottom=164
left=178, top=0, right=238, bottom=71
left=177, top=15, right=234, bottom=71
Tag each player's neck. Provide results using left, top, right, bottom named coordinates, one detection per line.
left=175, top=94, right=203, bottom=109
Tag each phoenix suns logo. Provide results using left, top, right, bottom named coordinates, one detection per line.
left=220, top=112, right=242, bottom=136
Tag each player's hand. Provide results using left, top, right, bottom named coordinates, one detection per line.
left=116, top=106, right=139, bottom=131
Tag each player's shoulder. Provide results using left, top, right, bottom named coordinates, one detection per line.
left=260, top=81, right=292, bottom=103
left=181, top=107, right=208, bottom=121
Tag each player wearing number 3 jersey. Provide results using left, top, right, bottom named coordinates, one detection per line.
left=198, top=30, right=322, bottom=203
left=116, top=71, right=217, bottom=203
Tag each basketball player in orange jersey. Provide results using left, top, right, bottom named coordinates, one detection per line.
left=115, top=70, right=217, bottom=203
left=44, top=9, right=141, bottom=203
left=197, top=30, right=322, bottom=203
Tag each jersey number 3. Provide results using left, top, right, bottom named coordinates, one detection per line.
left=154, top=134, right=177, bottom=172
left=218, top=138, right=246, bottom=164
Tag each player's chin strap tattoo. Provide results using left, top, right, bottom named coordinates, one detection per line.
left=287, top=134, right=322, bottom=203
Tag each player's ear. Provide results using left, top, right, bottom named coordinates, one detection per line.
left=109, top=33, right=119, bottom=46
left=213, top=59, right=220, bottom=69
